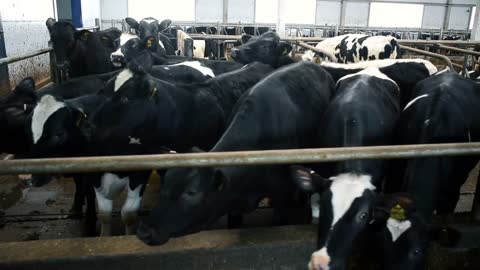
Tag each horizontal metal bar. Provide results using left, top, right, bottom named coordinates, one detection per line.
left=0, top=143, right=479, bottom=175
left=436, top=44, right=480, bottom=57
left=0, top=47, right=52, bottom=66
left=399, top=45, right=454, bottom=70
left=296, top=41, right=336, bottom=62
left=188, top=34, right=480, bottom=46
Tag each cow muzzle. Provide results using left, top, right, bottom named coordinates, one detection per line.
left=136, top=221, right=170, bottom=245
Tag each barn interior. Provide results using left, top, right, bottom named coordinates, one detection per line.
left=1, top=0, right=480, bottom=269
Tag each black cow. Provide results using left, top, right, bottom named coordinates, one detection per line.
left=45, top=59, right=272, bottom=236
left=379, top=71, right=480, bottom=270
left=136, top=61, right=334, bottom=245
left=125, top=17, right=175, bottom=55
left=319, top=59, right=437, bottom=108
left=46, top=18, right=122, bottom=78
left=230, top=31, right=293, bottom=68
left=290, top=67, right=400, bottom=270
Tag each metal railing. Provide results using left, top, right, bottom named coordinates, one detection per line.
left=0, top=143, right=479, bottom=175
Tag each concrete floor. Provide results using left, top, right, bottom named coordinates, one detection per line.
left=0, top=163, right=478, bottom=243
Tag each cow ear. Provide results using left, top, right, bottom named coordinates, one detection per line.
left=125, top=17, right=139, bottom=30
left=290, top=165, right=330, bottom=192
left=278, top=41, right=292, bottom=56
left=430, top=225, right=461, bottom=247
left=241, top=34, right=253, bottom=44
left=46, top=18, right=56, bottom=32
left=75, top=30, right=91, bottom=41
left=213, top=170, right=228, bottom=191
left=158, top=19, right=172, bottom=31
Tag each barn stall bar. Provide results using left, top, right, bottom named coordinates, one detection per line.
left=3, top=0, right=480, bottom=269
left=0, top=143, right=480, bottom=270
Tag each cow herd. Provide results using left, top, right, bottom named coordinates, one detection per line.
left=0, top=16, right=479, bottom=270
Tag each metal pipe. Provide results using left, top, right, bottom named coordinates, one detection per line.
left=0, top=47, right=52, bottom=66
left=0, top=143, right=479, bottom=175
left=436, top=44, right=480, bottom=57
left=2, top=154, right=14, bottom=160
left=399, top=45, right=454, bottom=70
left=296, top=41, right=337, bottom=62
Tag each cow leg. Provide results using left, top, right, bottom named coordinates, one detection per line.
left=84, top=177, right=97, bottom=237
left=70, top=176, right=85, bottom=217
left=95, top=188, right=113, bottom=236
left=310, top=193, right=320, bottom=225
left=121, top=183, right=143, bottom=235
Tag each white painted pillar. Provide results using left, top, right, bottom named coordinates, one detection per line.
left=276, top=0, right=287, bottom=37
left=471, top=0, right=480, bottom=40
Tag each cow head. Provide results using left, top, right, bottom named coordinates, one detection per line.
left=137, top=166, right=231, bottom=245
left=376, top=193, right=461, bottom=270
left=110, top=34, right=140, bottom=67
left=25, top=93, right=107, bottom=159
left=290, top=165, right=380, bottom=270
left=126, top=17, right=171, bottom=52
left=0, top=77, right=37, bottom=154
left=230, top=32, right=292, bottom=67
left=46, top=18, right=90, bottom=72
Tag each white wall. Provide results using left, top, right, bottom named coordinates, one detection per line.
left=0, top=0, right=53, bottom=89
left=228, top=0, right=255, bottom=23
left=345, top=2, right=369, bottom=26
left=448, top=6, right=472, bottom=29
left=316, top=1, right=341, bottom=25
left=422, top=5, right=446, bottom=29
left=82, top=0, right=101, bottom=27
left=196, top=0, right=223, bottom=22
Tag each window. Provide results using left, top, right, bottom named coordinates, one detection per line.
left=470, top=6, right=476, bottom=30
left=255, top=0, right=278, bottom=23
left=128, top=0, right=195, bottom=22
left=283, top=0, right=316, bottom=24
left=369, top=2, right=424, bottom=28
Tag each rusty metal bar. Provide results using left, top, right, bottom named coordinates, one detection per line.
left=0, top=47, right=52, bottom=66
left=188, top=34, right=480, bottom=46
left=436, top=44, right=480, bottom=57
left=0, top=143, right=479, bottom=175
left=296, top=41, right=337, bottom=62
left=399, top=45, right=454, bottom=70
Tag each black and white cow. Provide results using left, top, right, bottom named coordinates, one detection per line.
left=379, top=70, right=480, bottom=270
left=290, top=67, right=400, bottom=270
left=58, top=58, right=273, bottom=236
left=230, top=32, right=294, bottom=68
left=319, top=59, right=437, bottom=108
left=46, top=18, right=122, bottom=78
left=303, top=34, right=400, bottom=64
left=136, top=61, right=334, bottom=245
left=125, top=17, right=175, bottom=55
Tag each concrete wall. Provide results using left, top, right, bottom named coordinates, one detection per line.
left=0, top=0, right=53, bottom=89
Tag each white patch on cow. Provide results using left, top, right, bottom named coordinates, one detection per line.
left=424, top=119, right=431, bottom=126
left=111, top=33, right=138, bottom=65
left=309, top=247, right=331, bottom=270
left=337, top=67, right=398, bottom=88
left=435, top=66, right=451, bottom=76
left=321, top=59, right=438, bottom=75
left=158, top=40, right=165, bottom=49
left=142, top=18, right=157, bottom=24
left=193, top=40, right=206, bottom=58
left=387, top=218, right=412, bottom=242
left=31, top=95, right=66, bottom=144
left=128, top=136, right=142, bottom=145
left=163, top=66, right=170, bottom=70
left=114, top=68, right=133, bottom=92
left=329, top=173, right=375, bottom=227
left=171, top=61, right=215, bottom=77
left=316, top=34, right=368, bottom=63
left=359, top=36, right=398, bottom=61
left=302, top=50, right=316, bottom=61
left=403, top=94, right=429, bottom=111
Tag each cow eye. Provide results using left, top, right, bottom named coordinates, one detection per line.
left=412, top=248, right=421, bottom=256
left=359, top=212, right=368, bottom=220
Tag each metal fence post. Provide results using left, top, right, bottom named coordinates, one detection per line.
left=0, top=12, right=10, bottom=95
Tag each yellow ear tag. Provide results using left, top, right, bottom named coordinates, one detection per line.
left=390, top=204, right=406, bottom=221
left=146, top=38, right=153, bottom=48
left=314, top=57, right=321, bottom=64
